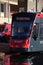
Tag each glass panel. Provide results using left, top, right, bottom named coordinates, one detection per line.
left=39, top=18, right=43, bottom=40
left=1, top=3, right=4, bottom=12
left=12, top=21, right=32, bottom=33
left=32, top=23, right=39, bottom=38
left=40, top=22, right=43, bottom=40
left=12, top=21, right=32, bottom=40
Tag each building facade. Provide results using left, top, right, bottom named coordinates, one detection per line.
left=0, top=0, right=27, bottom=24
left=0, top=0, right=18, bottom=24
left=37, top=0, right=43, bottom=12
left=27, top=0, right=43, bottom=12
left=0, top=0, right=43, bottom=24
left=27, top=0, right=36, bottom=12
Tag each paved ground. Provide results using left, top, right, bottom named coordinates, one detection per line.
left=10, top=53, right=43, bottom=65
left=0, top=43, right=43, bottom=65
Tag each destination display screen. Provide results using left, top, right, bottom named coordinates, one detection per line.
left=16, top=17, right=30, bottom=21
left=12, top=12, right=36, bottom=22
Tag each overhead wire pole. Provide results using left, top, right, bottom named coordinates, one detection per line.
left=36, top=0, right=37, bottom=12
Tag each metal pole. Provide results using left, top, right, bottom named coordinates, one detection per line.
left=36, top=0, right=37, bottom=12
left=8, top=0, right=10, bottom=23
left=0, top=2, right=1, bottom=12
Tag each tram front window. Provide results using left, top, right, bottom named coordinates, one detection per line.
left=12, top=21, right=32, bottom=40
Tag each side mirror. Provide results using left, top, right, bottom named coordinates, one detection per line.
left=32, top=35, right=37, bottom=40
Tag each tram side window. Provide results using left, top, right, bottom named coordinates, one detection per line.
left=32, top=23, right=39, bottom=39
left=40, top=23, right=43, bottom=40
